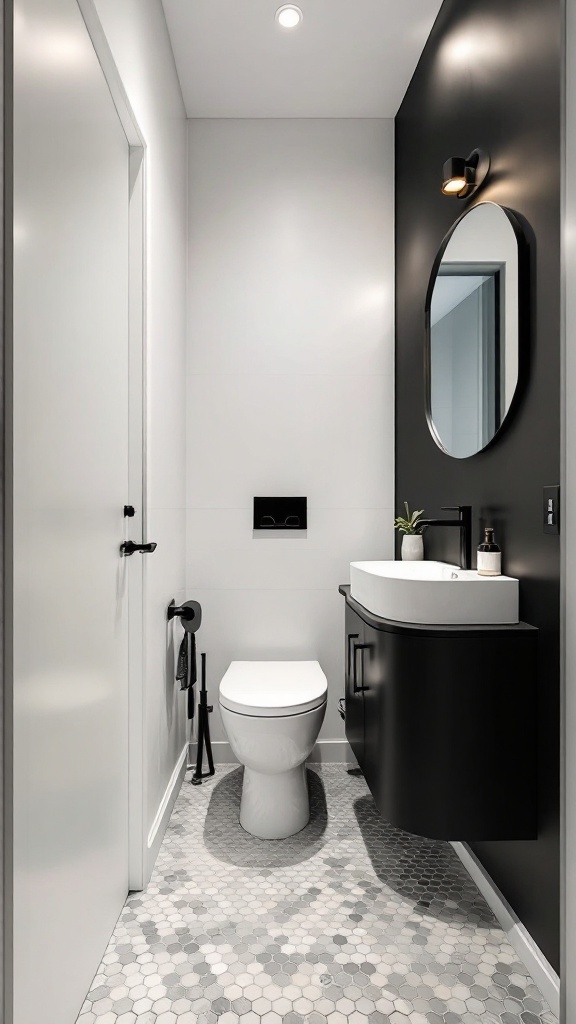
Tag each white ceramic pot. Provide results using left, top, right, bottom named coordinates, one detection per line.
left=401, top=534, right=424, bottom=561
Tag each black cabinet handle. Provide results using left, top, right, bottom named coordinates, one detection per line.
left=120, top=541, right=158, bottom=556
left=353, top=642, right=370, bottom=693
left=347, top=633, right=359, bottom=679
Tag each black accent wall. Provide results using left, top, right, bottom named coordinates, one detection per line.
left=395, top=0, right=561, bottom=969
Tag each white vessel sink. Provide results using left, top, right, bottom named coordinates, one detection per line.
left=350, top=560, right=519, bottom=625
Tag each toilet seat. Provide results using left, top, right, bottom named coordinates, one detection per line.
left=219, top=660, right=327, bottom=717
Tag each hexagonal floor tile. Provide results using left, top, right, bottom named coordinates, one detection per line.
left=73, top=765, right=556, bottom=1024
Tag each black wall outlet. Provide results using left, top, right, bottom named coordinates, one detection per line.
left=543, top=485, right=560, bottom=535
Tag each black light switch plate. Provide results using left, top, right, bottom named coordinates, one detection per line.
left=253, top=496, right=307, bottom=530
left=543, top=485, right=560, bottom=535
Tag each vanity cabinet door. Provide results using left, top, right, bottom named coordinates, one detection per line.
left=344, top=605, right=365, bottom=768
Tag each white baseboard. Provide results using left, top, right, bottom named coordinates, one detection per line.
left=189, top=738, right=354, bottom=765
left=309, top=739, right=356, bottom=764
left=188, top=740, right=237, bottom=764
left=451, top=842, right=560, bottom=1019
left=146, top=744, right=188, bottom=877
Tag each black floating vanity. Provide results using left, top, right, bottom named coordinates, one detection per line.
left=339, top=585, right=538, bottom=842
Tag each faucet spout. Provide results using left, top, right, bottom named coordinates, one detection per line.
left=418, top=505, right=472, bottom=570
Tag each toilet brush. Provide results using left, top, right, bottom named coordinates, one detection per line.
left=190, top=653, right=215, bottom=785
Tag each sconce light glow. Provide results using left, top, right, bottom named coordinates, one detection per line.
left=276, top=5, right=303, bottom=28
left=442, top=176, right=468, bottom=196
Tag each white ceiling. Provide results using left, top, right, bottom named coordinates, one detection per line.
left=160, top=0, right=443, bottom=119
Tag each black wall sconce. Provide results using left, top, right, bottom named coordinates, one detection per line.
left=441, top=148, right=490, bottom=198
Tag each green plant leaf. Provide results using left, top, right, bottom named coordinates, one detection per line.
left=394, top=502, right=425, bottom=535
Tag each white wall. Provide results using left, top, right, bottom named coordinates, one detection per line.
left=186, top=118, right=395, bottom=751
left=94, top=0, right=188, bottom=872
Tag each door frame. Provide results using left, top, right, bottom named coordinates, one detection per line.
left=76, top=0, right=149, bottom=892
left=561, top=0, right=576, bottom=1015
left=2, top=4, right=10, bottom=1020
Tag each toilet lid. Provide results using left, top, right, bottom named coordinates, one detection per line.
left=219, top=661, right=328, bottom=717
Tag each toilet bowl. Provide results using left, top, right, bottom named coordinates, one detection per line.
left=219, top=661, right=327, bottom=840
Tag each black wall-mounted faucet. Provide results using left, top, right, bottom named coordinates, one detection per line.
left=418, top=505, right=472, bottom=570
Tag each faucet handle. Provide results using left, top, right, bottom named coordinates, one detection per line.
left=442, top=505, right=471, bottom=515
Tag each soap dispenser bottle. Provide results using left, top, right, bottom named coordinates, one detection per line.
left=477, top=528, right=502, bottom=577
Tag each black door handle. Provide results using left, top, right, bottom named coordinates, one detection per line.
left=353, top=642, right=370, bottom=693
left=120, top=541, right=158, bottom=556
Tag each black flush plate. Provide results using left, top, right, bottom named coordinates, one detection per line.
left=253, top=496, right=307, bottom=530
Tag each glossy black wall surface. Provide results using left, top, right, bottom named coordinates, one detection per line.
left=395, top=0, right=561, bottom=969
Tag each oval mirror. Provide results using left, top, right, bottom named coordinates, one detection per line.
left=426, top=202, right=527, bottom=459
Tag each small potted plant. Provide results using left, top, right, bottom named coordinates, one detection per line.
left=394, top=502, right=425, bottom=561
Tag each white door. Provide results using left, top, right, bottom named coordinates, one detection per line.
left=13, top=1, right=133, bottom=1021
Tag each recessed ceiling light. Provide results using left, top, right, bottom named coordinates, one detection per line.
left=275, top=5, right=303, bottom=29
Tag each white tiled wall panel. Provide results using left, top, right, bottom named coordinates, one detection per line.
left=186, top=118, right=395, bottom=743
left=186, top=373, right=393, bottom=510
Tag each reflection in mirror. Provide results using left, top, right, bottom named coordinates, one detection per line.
left=427, top=203, right=522, bottom=459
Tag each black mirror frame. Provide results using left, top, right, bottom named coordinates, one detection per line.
left=424, top=201, right=531, bottom=459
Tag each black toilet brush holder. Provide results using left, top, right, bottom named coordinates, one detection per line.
left=190, top=652, right=215, bottom=785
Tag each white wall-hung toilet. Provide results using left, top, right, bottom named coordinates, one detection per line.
left=219, top=661, right=327, bottom=840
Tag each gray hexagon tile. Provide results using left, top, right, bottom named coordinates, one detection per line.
left=75, top=764, right=557, bottom=1024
